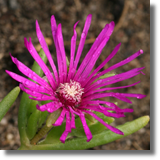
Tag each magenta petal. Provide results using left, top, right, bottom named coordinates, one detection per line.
left=65, top=110, right=71, bottom=132
left=95, top=81, right=141, bottom=92
left=79, top=105, right=125, bottom=118
left=76, top=36, right=110, bottom=82
left=10, top=54, right=52, bottom=91
left=119, top=93, right=146, bottom=99
left=79, top=112, right=93, bottom=142
left=57, top=24, right=68, bottom=82
left=50, top=15, right=58, bottom=44
left=57, top=110, right=72, bottom=143
left=6, top=70, right=38, bottom=88
left=82, top=92, right=132, bottom=104
left=74, top=24, right=109, bottom=79
left=86, top=50, right=144, bottom=87
left=24, top=37, right=56, bottom=90
left=81, top=43, right=121, bottom=87
left=36, top=20, right=59, bottom=85
left=68, top=106, right=76, bottom=129
left=83, top=110, right=124, bottom=135
left=67, top=21, right=79, bottom=81
left=73, top=14, right=92, bottom=71
left=53, top=108, right=66, bottom=126
left=60, top=130, right=69, bottom=143
left=36, top=101, right=62, bottom=113
left=84, top=67, right=144, bottom=93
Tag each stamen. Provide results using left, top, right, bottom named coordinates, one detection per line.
left=56, top=80, right=84, bottom=106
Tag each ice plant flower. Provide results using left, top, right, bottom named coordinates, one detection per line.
left=6, top=14, right=146, bottom=143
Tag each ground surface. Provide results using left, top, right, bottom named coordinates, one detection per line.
left=0, top=0, right=150, bottom=150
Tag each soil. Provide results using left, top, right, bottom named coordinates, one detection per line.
left=0, top=0, right=150, bottom=150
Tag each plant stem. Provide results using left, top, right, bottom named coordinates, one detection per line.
left=30, top=124, right=53, bottom=145
left=30, top=109, right=62, bottom=145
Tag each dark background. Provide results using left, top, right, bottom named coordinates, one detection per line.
left=0, top=0, right=150, bottom=150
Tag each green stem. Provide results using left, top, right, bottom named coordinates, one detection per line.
left=30, top=109, right=62, bottom=145
left=30, top=124, right=53, bottom=145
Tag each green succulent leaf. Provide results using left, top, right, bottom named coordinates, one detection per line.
left=26, top=109, right=41, bottom=140
left=0, top=86, right=20, bottom=122
left=26, top=115, right=149, bottom=150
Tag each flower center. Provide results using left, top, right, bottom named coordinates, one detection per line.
left=56, top=80, right=84, bottom=106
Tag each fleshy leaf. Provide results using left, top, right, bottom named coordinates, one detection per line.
left=26, top=109, right=41, bottom=140
left=27, top=115, right=149, bottom=150
left=0, top=86, right=20, bottom=122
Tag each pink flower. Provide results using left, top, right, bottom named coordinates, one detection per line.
left=6, top=14, right=146, bottom=143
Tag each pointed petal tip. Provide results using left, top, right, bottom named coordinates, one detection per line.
left=51, top=15, right=57, bottom=30
left=120, top=131, right=124, bottom=135
left=9, top=53, right=12, bottom=58
left=51, top=15, right=56, bottom=21
left=86, top=136, right=93, bottom=142
left=74, top=21, right=79, bottom=29
left=118, top=42, right=121, bottom=46
left=110, top=21, right=115, bottom=27
left=19, top=83, right=23, bottom=89
left=140, top=49, right=143, bottom=54
left=137, top=94, right=146, bottom=99
left=5, top=70, right=10, bottom=75
left=87, top=14, right=92, bottom=18
left=36, top=104, right=40, bottom=110
left=35, top=20, right=39, bottom=27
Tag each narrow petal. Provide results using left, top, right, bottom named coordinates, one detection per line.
left=68, top=106, right=76, bottom=129
left=83, top=110, right=124, bottom=135
left=85, top=49, right=144, bottom=87
left=82, top=92, right=132, bottom=104
left=95, top=81, right=141, bottom=92
left=74, top=24, right=109, bottom=81
left=36, top=101, right=62, bottom=113
left=19, top=83, right=50, bottom=97
left=84, top=67, right=144, bottom=93
left=73, top=14, right=92, bottom=72
left=10, top=54, right=52, bottom=91
left=6, top=70, right=39, bottom=88
left=81, top=43, right=121, bottom=87
left=50, top=16, right=63, bottom=83
left=36, top=20, right=59, bottom=85
left=79, top=112, right=93, bottom=142
left=57, top=24, right=68, bottom=82
left=76, top=36, right=110, bottom=82
left=65, top=110, right=71, bottom=132
left=50, top=15, right=58, bottom=44
left=75, top=21, right=115, bottom=82
left=118, top=93, right=146, bottom=99
left=60, top=130, right=69, bottom=143
left=59, top=110, right=72, bottom=143
left=24, top=37, right=56, bottom=90
left=81, top=100, right=133, bottom=113
left=29, top=96, right=57, bottom=101
left=53, top=108, right=66, bottom=126
left=79, top=105, right=125, bottom=118
left=84, top=81, right=141, bottom=97
left=67, top=21, right=79, bottom=81
left=19, top=84, right=56, bottom=102
left=22, top=83, right=52, bottom=95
